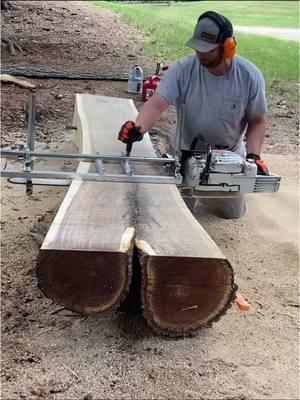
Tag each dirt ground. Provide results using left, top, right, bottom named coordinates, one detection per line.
left=1, top=2, right=299, bottom=399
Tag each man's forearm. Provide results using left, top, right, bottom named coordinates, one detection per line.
left=246, top=116, right=267, bottom=155
left=135, top=92, right=170, bottom=134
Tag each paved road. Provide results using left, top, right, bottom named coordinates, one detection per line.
left=234, top=26, right=299, bottom=42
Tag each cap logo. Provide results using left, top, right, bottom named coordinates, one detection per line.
left=200, top=32, right=217, bottom=42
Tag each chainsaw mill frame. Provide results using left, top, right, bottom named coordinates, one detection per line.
left=0, top=91, right=280, bottom=196
left=0, top=91, right=182, bottom=194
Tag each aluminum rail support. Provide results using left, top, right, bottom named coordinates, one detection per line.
left=0, top=149, right=177, bottom=164
left=24, top=90, right=37, bottom=194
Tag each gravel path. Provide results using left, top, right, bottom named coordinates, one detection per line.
left=235, top=26, right=299, bottom=42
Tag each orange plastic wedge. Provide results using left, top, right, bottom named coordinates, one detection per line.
left=235, top=293, right=253, bottom=312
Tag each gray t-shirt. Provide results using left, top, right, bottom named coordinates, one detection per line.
left=156, top=55, right=267, bottom=156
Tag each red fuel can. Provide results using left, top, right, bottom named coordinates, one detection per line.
left=142, top=75, right=162, bottom=102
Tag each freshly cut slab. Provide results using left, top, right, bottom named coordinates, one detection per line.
left=37, top=94, right=236, bottom=335
left=37, top=95, right=142, bottom=314
left=36, top=180, right=135, bottom=314
left=135, top=183, right=235, bottom=336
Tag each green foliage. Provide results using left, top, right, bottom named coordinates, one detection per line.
left=94, top=1, right=299, bottom=28
left=92, top=0, right=299, bottom=93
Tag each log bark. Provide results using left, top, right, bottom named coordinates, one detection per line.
left=37, top=94, right=236, bottom=335
left=1, top=66, right=128, bottom=81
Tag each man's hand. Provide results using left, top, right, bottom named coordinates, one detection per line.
left=118, top=121, right=143, bottom=144
left=246, top=153, right=269, bottom=175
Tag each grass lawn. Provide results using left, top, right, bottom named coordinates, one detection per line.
left=92, top=1, right=299, bottom=94
left=95, top=1, right=299, bottom=28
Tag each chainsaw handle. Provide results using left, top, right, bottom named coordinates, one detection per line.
left=200, top=144, right=212, bottom=184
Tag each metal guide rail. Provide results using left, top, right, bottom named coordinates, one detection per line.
left=1, top=148, right=182, bottom=185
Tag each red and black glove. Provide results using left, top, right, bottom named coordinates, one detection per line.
left=118, top=121, right=143, bottom=144
left=246, top=153, right=269, bottom=175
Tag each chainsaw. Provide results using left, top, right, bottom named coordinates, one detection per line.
left=179, top=146, right=280, bottom=196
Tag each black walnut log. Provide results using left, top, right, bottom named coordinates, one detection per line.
left=36, top=94, right=236, bottom=334
left=37, top=96, right=140, bottom=314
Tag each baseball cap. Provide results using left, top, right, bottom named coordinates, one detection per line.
left=185, top=17, right=221, bottom=53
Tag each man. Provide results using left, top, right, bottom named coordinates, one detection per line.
left=118, top=11, right=269, bottom=219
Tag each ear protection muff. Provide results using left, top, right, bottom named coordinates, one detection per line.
left=198, top=11, right=237, bottom=58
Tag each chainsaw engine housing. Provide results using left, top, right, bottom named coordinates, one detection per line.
left=184, top=150, right=280, bottom=193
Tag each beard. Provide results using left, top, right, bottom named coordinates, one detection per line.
left=199, top=48, right=224, bottom=69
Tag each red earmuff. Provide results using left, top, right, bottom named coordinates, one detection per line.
left=223, top=36, right=237, bottom=59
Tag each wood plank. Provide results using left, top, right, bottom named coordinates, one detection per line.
left=135, top=184, right=235, bottom=335
left=37, top=94, right=236, bottom=335
left=37, top=95, right=142, bottom=314
left=0, top=74, right=35, bottom=89
left=37, top=95, right=165, bottom=314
